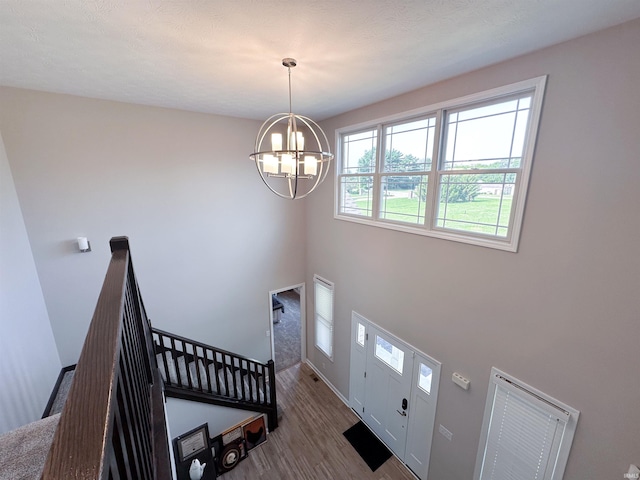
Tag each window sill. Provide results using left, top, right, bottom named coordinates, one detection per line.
left=333, top=213, right=519, bottom=252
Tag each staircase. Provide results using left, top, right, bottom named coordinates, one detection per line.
left=152, top=328, right=278, bottom=431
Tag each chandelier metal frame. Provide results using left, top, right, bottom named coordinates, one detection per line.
left=250, top=58, right=334, bottom=199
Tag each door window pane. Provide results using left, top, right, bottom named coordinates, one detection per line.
left=418, top=363, right=433, bottom=394
left=374, top=335, right=404, bottom=374
left=357, top=323, right=366, bottom=347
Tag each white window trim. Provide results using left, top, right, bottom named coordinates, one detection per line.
left=334, top=76, right=547, bottom=252
left=473, top=367, right=579, bottom=480
left=313, top=274, right=334, bottom=361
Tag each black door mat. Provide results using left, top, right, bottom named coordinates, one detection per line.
left=343, top=421, right=392, bottom=472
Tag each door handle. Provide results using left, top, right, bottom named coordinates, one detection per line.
left=396, top=409, right=407, bottom=416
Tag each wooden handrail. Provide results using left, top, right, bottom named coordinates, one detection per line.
left=41, top=237, right=171, bottom=480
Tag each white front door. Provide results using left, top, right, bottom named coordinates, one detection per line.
left=363, top=325, right=414, bottom=459
left=348, top=312, right=441, bottom=479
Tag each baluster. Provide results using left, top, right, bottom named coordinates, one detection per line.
left=193, top=345, right=204, bottom=391
left=247, top=361, right=254, bottom=402
left=182, top=340, right=193, bottom=389
left=160, top=335, right=171, bottom=385
left=201, top=346, right=213, bottom=394
left=221, top=353, right=231, bottom=397
left=212, top=350, right=223, bottom=395
left=169, top=337, right=182, bottom=387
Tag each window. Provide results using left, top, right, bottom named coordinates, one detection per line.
left=374, top=335, right=404, bottom=374
left=336, top=77, right=547, bottom=251
left=356, top=322, right=366, bottom=347
left=418, top=363, right=433, bottom=394
left=473, top=368, right=579, bottom=480
left=314, top=275, right=334, bottom=360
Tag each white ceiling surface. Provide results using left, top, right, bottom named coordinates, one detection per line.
left=1, top=1, right=639, bottom=121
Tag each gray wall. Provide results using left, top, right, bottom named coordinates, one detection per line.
left=0, top=132, right=61, bottom=434
left=165, top=397, right=256, bottom=442
left=306, top=19, right=640, bottom=479
left=0, top=89, right=306, bottom=367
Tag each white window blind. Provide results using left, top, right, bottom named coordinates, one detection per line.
left=475, top=369, right=579, bottom=480
left=314, top=275, right=334, bottom=359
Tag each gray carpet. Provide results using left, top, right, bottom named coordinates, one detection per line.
left=0, top=413, right=60, bottom=480
left=273, top=289, right=302, bottom=372
left=48, top=369, right=75, bottom=416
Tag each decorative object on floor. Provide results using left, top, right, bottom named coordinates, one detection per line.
left=343, top=421, right=392, bottom=472
left=189, top=458, right=206, bottom=480
left=243, top=415, right=267, bottom=451
left=218, top=439, right=244, bottom=473
left=249, top=58, right=333, bottom=199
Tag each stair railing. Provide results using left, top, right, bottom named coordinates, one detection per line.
left=41, top=237, right=171, bottom=480
left=153, top=328, right=278, bottom=431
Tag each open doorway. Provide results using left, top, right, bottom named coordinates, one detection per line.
left=269, top=284, right=305, bottom=373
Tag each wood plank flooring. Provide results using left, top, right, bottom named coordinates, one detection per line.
left=222, top=363, right=416, bottom=480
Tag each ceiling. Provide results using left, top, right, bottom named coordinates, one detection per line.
left=1, top=1, right=639, bottom=121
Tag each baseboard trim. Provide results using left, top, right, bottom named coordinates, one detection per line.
left=304, top=360, right=349, bottom=408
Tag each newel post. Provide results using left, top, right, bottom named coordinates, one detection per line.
left=110, top=236, right=130, bottom=253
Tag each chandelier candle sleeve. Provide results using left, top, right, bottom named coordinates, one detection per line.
left=271, top=133, right=282, bottom=151
left=290, top=131, right=304, bottom=151
left=263, top=154, right=278, bottom=174
left=304, top=155, right=317, bottom=175
left=281, top=154, right=295, bottom=174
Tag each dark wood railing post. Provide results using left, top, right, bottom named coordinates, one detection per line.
left=266, top=360, right=278, bottom=431
left=110, top=235, right=130, bottom=253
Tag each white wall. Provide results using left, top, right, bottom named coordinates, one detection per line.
left=0, top=90, right=306, bottom=366
left=0, top=132, right=61, bottom=434
left=165, top=398, right=256, bottom=443
left=307, top=19, right=640, bottom=480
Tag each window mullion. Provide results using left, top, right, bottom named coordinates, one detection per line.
left=425, top=108, right=445, bottom=230
left=372, top=124, right=384, bottom=221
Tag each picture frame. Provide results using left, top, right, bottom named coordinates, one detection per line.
left=242, top=415, right=267, bottom=451
left=175, top=423, right=210, bottom=463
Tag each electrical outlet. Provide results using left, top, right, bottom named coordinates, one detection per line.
left=266, top=329, right=270, bottom=337
left=439, top=424, right=453, bottom=441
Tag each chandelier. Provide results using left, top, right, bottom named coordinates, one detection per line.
left=250, top=58, right=334, bottom=199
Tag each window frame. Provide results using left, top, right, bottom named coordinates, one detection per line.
left=473, top=367, right=579, bottom=480
left=313, top=274, right=335, bottom=361
left=335, top=76, right=547, bottom=252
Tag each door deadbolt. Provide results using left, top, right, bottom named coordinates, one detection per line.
left=402, top=398, right=408, bottom=410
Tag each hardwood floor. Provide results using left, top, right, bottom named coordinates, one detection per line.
left=223, top=363, right=416, bottom=480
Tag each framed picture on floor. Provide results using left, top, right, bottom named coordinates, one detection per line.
left=175, top=423, right=209, bottom=463
left=242, top=415, right=267, bottom=451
